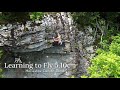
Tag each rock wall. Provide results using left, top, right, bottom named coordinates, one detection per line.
left=3, top=48, right=75, bottom=78
left=0, top=12, right=98, bottom=78
left=0, top=12, right=73, bottom=53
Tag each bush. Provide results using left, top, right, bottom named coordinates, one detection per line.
left=81, top=34, right=120, bottom=78
left=87, top=52, right=120, bottom=78
left=110, top=43, right=120, bottom=56
left=99, top=40, right=110, bottom=51
left=110, top=34, right=120, bottom=56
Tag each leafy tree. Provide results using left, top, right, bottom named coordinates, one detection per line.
left=71, top=12, right=100, bottom=28
left=71, top=12, right=120, bottom=78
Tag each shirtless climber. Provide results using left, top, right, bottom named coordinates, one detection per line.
left=52, top=32, right=62, bottom=46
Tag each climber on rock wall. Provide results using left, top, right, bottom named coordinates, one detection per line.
left=52, top=32, right=63, bottom=46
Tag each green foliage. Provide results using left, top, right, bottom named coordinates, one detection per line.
left=0, top=68, right=3, bottom=78
left=81, top=75, right=88, bottom=78
left=111, top=34, right=120, bottom=44
left=100, top=12, right=120, bottom=24
left=99, top=40, right=110, bottom=51
left=87, top=52, right=120, bottom=78
left=0, top=12, right=45, bottom=24
left=82, top=34, right=120, bottom=78
left=71, top=12, right=120, bottom=78
left=71, top=12, right=120, bottom=32
left=96, top=48, right=106, bottom=54
left=109, top=34, right=120, bottom=56
left=0, top=50, right=3, bottom=58
left=29, top=12, right=44, bottom=21
left=0, top=12, right=30, bottom=24
left=69, top=75, right=76, bottom=78
left=71, top=12, right=100, bottom=28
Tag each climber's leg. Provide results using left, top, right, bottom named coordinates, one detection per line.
left=62, top=42, right=65, bottom=47
left=52, top=41, right=59, bottom=46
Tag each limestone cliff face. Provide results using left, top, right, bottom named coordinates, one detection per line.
left=0, top=12, right=98, bottom=77
left=0, top=12, right=73, bottom=53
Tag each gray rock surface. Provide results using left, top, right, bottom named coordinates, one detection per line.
left=3, top=47, right=75, bottom=78
left=1, top=12, right=98, bottom=78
